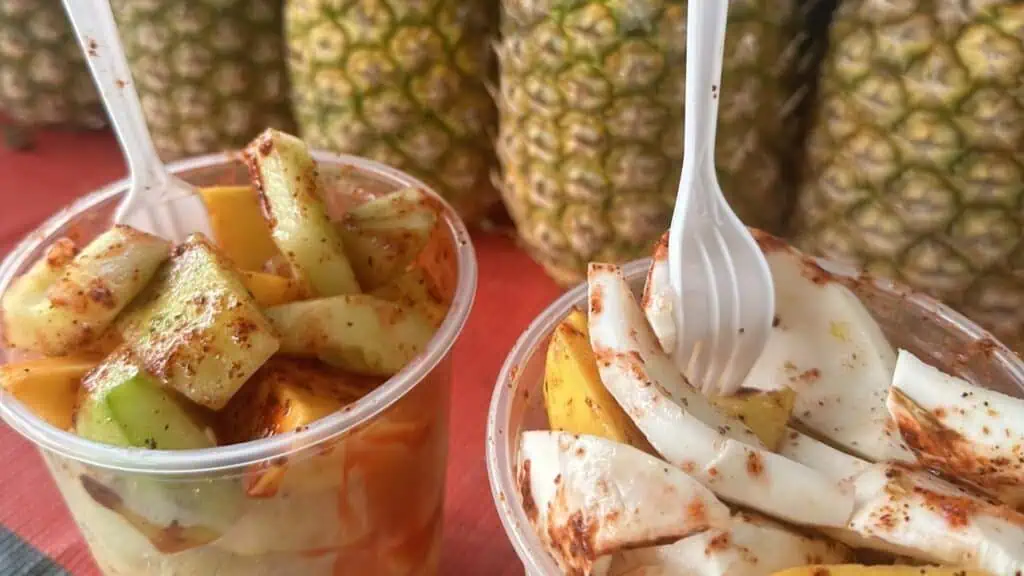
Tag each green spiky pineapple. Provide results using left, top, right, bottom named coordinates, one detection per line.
left=793, top=0, right=1024, bottom=352
left=110, top=0, right=295, bottom=161
left=0, top=0, right=105, bottom=143
left=284, top=0, right=501, bottom=224
left=497, top=0, right=812, bottom=285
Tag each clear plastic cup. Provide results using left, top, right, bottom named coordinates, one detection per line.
left=486, top=256, right=1024, bottom=575
left=0, top=151, right=477, bottom=576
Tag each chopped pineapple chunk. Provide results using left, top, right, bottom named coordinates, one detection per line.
left=243, top=129, right=360, bottom=296
left=238, top=270, right=307, bottom=307
left=710, top=387, right=797, bottom=451
left=117, top=234, right=279, bottom=410
left=198, top=185, right=280, bottom=271
left=771, top=566, right=989, bottom=576
left=2, top=227, right=170, bottom=356
left=0, top=355, right=99, bottom=429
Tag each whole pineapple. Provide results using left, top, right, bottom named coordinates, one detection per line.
left=110, top=0, right=296, bottom=161
left=285, top=0, right=500, bottom=224
left=793, top=0, right=1024, bottom=352
left=0, top=0, right=105, bottom=131
left=497, top=0, right=808, bottom=285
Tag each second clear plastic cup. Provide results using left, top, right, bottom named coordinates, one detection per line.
left=0, top=151, right=477, bottom=576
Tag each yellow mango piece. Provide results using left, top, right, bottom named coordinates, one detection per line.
left=218, top=357, right=379, bottom=444
left=543, top=308, right=652, bottom=451
left=239, top=270, right=308, bottom=307
left=771, top=565, right=989, bottom=576
left=0, top=355, right=100, bottom=429
left=710, top=387, right=796, bottom=451
left=199, top=185, right=279, bottom=271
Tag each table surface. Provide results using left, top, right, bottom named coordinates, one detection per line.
left=0, top=129, right=559, bottom=575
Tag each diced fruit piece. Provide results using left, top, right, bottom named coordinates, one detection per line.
left=3, top=227, right=170, bottom=356
left=218, top=357, right=377, bottom=444
left=587, top=262, right=854, bottom=530
left=744, top=233, right=915, bottom=464
left=0, top=355, right=99, bottom=429
left=265, top=296, right=434, bottom=376
left=518, top=431, right=731, bottom=575
left=823, top=464, right=1024, bottom=574
left=117, top=234, right=279, bottom=410
left=238, top=270, right=307, bottom=307
left=709, top=388, right=797, bottom=451
left=75, top=350, right=213, bottom=450
left=771, top=567, right=990, bottom=576
left=542, top=308, right=651, bottom=451
left=198, top=185, right=279, bottom=270
left=243, top=128, right=360, bottom=296
left=612, top=511, right=852, bottom=576
left=370, top=266, right=448, bottom=329
left=888, top=349, right=1024, bottom=508
left=339, top=188, right=439, bottom=290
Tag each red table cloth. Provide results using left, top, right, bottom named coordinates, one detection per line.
left=0, top=129, right=555, bottom=575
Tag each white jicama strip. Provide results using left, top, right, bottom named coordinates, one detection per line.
left=640, top=233, right=675, bottom=355
left=777, top=427, right=870, bottom=484
left=517, top=431, right=731, bottom=576
left=889, top=349, right=1024, bottom=507
left=609, top=511, right=852, bottom=576
left=823, top=463, right=1024, bottom=574
left=742, top=234, right=914, bottom=464
left=588, top=263, right=854, bottom=529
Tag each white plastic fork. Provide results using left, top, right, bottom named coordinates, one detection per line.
left=667, top=0, right=775, bottom=396
left=63, top=0, right=211, bottom=242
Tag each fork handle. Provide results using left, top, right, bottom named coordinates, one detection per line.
left=62, top=0, right=168, bottom=193
left=680, top=0, right=729, bottom=177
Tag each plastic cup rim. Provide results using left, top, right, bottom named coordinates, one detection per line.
left=0, top=149, right=478, bottom=476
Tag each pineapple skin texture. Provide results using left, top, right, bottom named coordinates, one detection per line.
left=284, top=0, right=501, bottom=224
left=110, top=0, right=296, bottom=161
left=0, top=0, right=105, bottom=129
left=794, top=0, right=1024, bottom=353
left=497, top=0, right=805, bottom=286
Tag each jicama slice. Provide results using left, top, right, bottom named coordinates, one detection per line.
left=588, top=263, right=854, bottom=529
left=610, top=511, right=852, bottom=576
left=265, top=295, right=434, bottom=376
left=741, top=233, right=914, bottom=464
left=3, top=227, right=170, bottom=356
left=117, top=234, right=279, bottom=410
left=823, top=463, right=1024, bottom=574
left=338, top=188, right=438, bottom=290
left=517, top=431, right=731, bottom=576
left=888, top=349, right=1024, bottom=507
left=640, top=232, right=674, bottom=354
left=244, top=128, right=360, bottom=296
left=776, top=427, right=870, bottom=484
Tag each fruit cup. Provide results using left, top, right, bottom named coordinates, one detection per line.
left=486, top=257, right=1024, bottom=575
left=0, top=152, right=477, bottom=576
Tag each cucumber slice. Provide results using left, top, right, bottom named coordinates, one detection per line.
left=371, top=266, right=448, bottom=328
left=74, top=351, right=213, bottom=450
left=264, top=295, right=435, bottom=376
left=339, top=188, right=439, bottom=289
left=244, top=129, right=360, bottom=296
left=117, top=234, right=279, bottom=410
left=3, top=227, right=170, bottom=356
